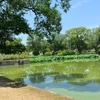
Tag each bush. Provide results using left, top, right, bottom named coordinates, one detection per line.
left=81, top=50, right=89, bottom=54
left=56, top=50, right=75, bottom=56
left=56, top=51, right=63, bottom=56
left=33, top=51, right=39, bottom=56
left=89, top=49, right=95, bottom=54
left=56, top=52, right=63, bottom=56
left=44, top=52, right=52, bottom=56
left=62, top=50, right=75, bottom=55
left=1, top=53, right=31, bottom=60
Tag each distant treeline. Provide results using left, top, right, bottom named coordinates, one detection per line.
left=27, top=26, right=100, bottom=55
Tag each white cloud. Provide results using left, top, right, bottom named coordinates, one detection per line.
left=71, top=0, right=90, bottom=8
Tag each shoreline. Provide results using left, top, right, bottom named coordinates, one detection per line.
left=0, top=76, right=77, bottom=100
left=0, top=59, right=29, bottom=66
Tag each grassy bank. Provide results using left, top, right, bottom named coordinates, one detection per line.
left=0, top=53, right=99, bottom=63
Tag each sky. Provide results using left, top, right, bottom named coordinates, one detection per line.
left=16, top=0, right=100, bottom=45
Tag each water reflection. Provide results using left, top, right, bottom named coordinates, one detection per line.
left=29, top=73, right=46, bottom=84
left=22, top=60, right=100, bottom=92
left=24, top=71, right=100, bottom=92
left=1, top=60, right=100, bottom=92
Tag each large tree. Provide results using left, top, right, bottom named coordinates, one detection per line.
left=0, top=0, right=70, bottom=39
left=0, top=0, right=70, bottom=53
left=90, top=27, right=100, bottom=53
left=66, top=27, right=89, bottom=53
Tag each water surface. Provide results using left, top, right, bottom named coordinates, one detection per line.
left=0, top=60, right=100, bottom=100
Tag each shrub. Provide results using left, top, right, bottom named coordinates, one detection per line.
left=44, top=52, right=52, bottom=56
left=62, top=50, right=75, bottom=55
left=56, top=51, right=63, bottom=56
left=81, top=50, right=89, bottom=54
left=89, top=49, right=95, bottom=54
left=33, top=51, right=39, bottom=56
left=1, top=53, right=32, bottom=60
left=57, top=52, right=63, bottom=56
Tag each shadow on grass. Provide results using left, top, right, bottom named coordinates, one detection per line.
left=0, top=76, right=26, bottom=88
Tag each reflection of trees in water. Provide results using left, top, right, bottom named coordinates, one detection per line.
left=28, top=71, right=100, bottom=86
left=94, top=79, right=100, bottom=84
left=53, top=73, right=88, bottom=85
left=27, top=72, right=100, bottom=92
left=29, top=73, right=46, bottom=84
left=28, top=72, right=100, bottom=86
left=27, top=60, right=100, bottom=85
left=28, top=72, right=59, bottom=84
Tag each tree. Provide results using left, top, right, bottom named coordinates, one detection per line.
left=0, top=0, right=31, bottom=52
left=26, top=32, right=43, bottom=55
left=0, top=0, right=70, bottom=41
left=0, top=0, right=70, bottom=54
left=4, top=38, right=26, bottom=54
left=66, top=27, right=89, bottom=53
left=40, top=39, right=50, bottom=55
left=90, top=27, right=100, bottom=53
left=50, top=33, right=67, bottom=54
left=27, top=34, right=51, bottom=55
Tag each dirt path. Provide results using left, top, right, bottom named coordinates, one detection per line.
left=0, top=76, right=77, bottom=100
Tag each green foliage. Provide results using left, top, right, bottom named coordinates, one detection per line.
left=30, top=56, right=65, bottom=63
left=0, top=0, right=70, bottom=38
left=62, top=50, right=75, bottom=55
left=50, top=33, right=67, bottom=53
left=89, top=49, right=95, bottom=54
left=56, top=51, right=63, bottom=56
left=86, top=27, right=100, bottom=54
left=44, top=52, right=52, bottom=56
left=33, top=51, right=39, bottom=56
left=81, top=50, right=89, bottom=54
left=66, top=27, right=89, bottom=53
left=98, top=49, right=100, bottom=54
left=3, top=38, right=26, bottom=54
left=27, top=34, right=42, bottom=55
left=56, top=50, right=75, bottom=56
left=26, top=26, right=100, bottom=56
left=3, top=54, right=18, bottom=60
left=0, top=54, right=3, bottom=60
left=30, top=54, right=99, bottom=63
left=0, top=0, right=70, bottom=54
left=1, top=52, right=32, bottom=60
left=0, top=0, right=31, bottom=48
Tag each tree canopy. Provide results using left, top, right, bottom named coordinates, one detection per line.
left=0, top=0, right=70, bottom=37
left=27, top=26, right=100, bottom=55
left=0, top=0, right=70, bottom=53
left=66, top=27, right=90, bottom=53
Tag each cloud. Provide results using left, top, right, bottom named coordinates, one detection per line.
left=71, top=0, right=90, bottom=8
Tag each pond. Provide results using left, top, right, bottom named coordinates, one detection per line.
left=0, top=59, right=100, bottom=100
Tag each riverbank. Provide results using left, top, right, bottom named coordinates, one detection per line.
left=0, top=59, right=29, bottom=66
left=0, top=76, right=77, bottom=100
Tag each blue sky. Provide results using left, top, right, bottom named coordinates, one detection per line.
left=16, top=0, right=100, bottom=45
